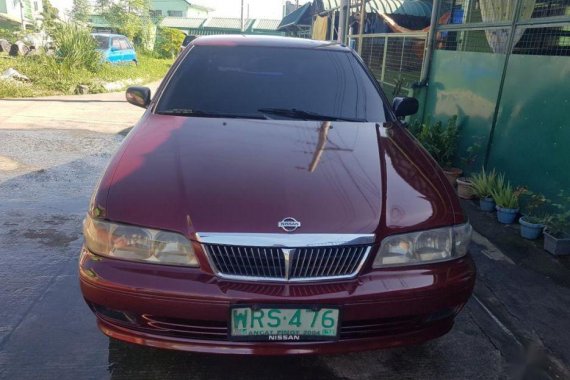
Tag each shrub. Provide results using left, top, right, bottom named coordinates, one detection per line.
left=409, top=115, right=458, bottom=168
left=156, top=27, right=185, bottom=58
left=51, top=22, right=102, bottom=72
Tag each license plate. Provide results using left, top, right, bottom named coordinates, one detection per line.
left=229, top=306, right=339, bottom=341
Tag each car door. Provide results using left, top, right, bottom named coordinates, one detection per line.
left=109, top=37, right=123, bottom=63
left=120, top=38, right=136, bottom=63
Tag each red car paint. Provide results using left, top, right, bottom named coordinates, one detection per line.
left=80, top=35, right=475, bottom=355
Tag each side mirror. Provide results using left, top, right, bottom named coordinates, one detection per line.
left=126, top=86, right=151, bottom=108
left=392, top=97, right=419, bottom=118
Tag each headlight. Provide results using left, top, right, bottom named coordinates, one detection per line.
left=373, top=223, right=472, bottom=268
left=83, top=215, right=199, bottom=267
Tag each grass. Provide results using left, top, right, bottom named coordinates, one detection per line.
left=0, top=53, right=173, bottom=98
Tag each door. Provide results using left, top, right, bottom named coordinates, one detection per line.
left=109, top=37, right=123, bottom=63
left=119, top=38, right=136, bottom=63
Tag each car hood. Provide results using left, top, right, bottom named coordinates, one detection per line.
left=94, top=114, right=459, bottom=239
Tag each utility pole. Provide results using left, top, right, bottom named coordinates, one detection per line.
left=338, top=0, right=348, bottom=43
left=19, top=0, right=25, bottom=29
left=357, top=0, right=366, bottom=54
left=240, top=0, right=245, bottom=32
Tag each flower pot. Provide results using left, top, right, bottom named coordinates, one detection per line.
left=495, top=205, right=519, bottom=224
left=456, top=177, right=474, bottom=199
left=519, top=217, right=544, bottom=240
left=479, top=197, right=495, bottom=212
left=443, top=167, right=462, bottom=187
left=543, top=230, right=570, bottom=256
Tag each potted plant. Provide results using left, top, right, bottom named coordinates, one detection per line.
left=455, top=141, right=483, bottom=200
left=470, top=167, right=498, bottom=211
left=409, top=116, right=461, bottom=185
left=519, top=192, right=549, bottom=240
left=490, top=174, right=525, bottom=224
left=544, top=191, right=570, bottom=255
left=456, top=177, right=474, bottom=199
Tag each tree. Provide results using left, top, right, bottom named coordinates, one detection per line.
left=156, top=27, right=185, bottom=58
left=95, top=0, right=112, bottom=13
left=42, top=0, right=60, bottom=31
left=70, top=0, right=91, bottom=23
left=102, top=0, right=153, bottom=47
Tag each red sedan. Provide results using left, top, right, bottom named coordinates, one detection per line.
left=80, top=35, right=475, bottom=355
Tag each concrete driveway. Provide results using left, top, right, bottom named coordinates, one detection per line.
left=0, top=82, right=160, bottom=133
left=0, top=87, right=565, bottom=380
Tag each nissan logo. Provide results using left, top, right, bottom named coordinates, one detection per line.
left=278, top=217, right=301, bottom=232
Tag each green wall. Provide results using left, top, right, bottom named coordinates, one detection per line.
left=423, top=50, right=506, bottom=173
left=487, top=54, right=570, bottom=198
left=423, top=49, right=570, bottom=202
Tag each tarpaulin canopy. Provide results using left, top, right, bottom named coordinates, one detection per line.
left=278, top=2, right=313, bottom=29
left=319, top=0, right=432, bottom=18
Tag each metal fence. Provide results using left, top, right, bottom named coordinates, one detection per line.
left=352, top=33, right=427, bottom=98
left=434, top=0, right=570, bottom=56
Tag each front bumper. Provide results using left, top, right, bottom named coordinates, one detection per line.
left=79, top=248, right=476, bottom=355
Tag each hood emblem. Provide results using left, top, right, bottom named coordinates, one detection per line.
left=278, top=217, right=301, bottom=232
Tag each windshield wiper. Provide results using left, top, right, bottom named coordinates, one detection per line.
left=157, top=109, right=267, bottom=119
left=258, top=108, right=365, bottom=122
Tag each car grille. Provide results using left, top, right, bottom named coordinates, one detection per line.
left=203, top=244, right=371, bottom=281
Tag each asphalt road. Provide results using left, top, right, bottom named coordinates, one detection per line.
left=0, top=88, right=564, bottom=380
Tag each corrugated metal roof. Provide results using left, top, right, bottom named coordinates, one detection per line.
left=161, top=17, right=205, bottom=28
left=204, top=17, right=254, bottom=30
left=187, top=28, right=235, bottom=36
left=253, top=19, right=281, bottom=31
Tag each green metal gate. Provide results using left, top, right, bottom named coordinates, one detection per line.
left=423, top=0, right=570, bottom=201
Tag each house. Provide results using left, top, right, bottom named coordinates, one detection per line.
left=90, top=0, right=213, bottom=33
left=0, top=0, right=43, bottom=29
left=149, top=0, right=213, bottom=19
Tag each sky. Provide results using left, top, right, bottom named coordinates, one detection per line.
left=50, top=0, right=311, bottom=20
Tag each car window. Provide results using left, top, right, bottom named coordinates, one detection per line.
left=93, top=35, right=109, bottom=49
left=111, top=38, right=121, bottom=50
left=119, top=39, right=130, bottom=50
left=156, top=46, right=386, bottom=122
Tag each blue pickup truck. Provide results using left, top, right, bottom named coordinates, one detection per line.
left=92, top=33, right=137, bottom=65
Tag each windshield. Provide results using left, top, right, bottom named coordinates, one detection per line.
left=93, top=35, right=109, bottom=49
left=156, top=45, right=387, bottom=122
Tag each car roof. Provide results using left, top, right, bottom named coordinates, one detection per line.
left=190, top=35, right=350, bottom=51
left=91, top=33, right=128, bottom=39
